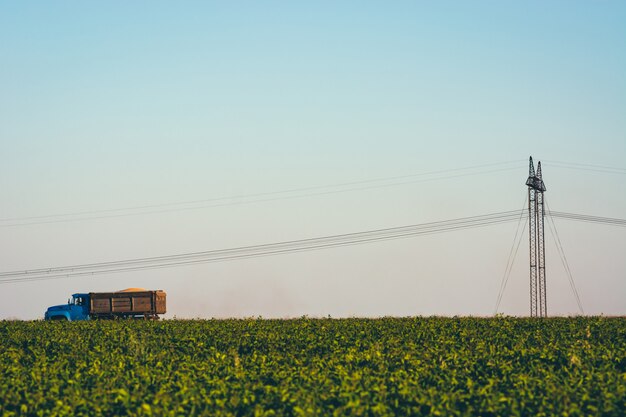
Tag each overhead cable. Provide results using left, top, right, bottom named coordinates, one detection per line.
left=0, top=161, right=525, bottom=228
left=549, top=211, right=626, bottom=227
left=494, top=194, right=528, bottom=315
left=0, top=210, right=524, bottom=283
left=1, top=209, right=624, bottom=285
left=545, top=199, right=585, bottom=314
left=543, top=160, right=626, bottom=175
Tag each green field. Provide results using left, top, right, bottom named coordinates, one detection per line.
left=1, top=317, right=625, bottom=416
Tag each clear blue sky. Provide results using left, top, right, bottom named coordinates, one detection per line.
left=1, top=1, right=625, bottom=319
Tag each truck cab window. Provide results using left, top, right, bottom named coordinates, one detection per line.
left=75, top=298, right=83, bottom=306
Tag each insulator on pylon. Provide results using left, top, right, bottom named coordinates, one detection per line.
left=526, top=157, right=546, bottom=192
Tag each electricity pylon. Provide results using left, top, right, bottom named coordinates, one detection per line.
left=526, top=156, right=547, bottom=317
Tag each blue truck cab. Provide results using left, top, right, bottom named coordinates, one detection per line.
left=44, top=293, right=90, bottom=321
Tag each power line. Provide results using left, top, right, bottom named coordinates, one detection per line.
left=494, top=194, right=528, bottom=315
left=543, top=160, right=626, bottom=175
left=0, top=210, right=526, bottom=277
left=545, top=199, right=584, bottom=314
left=0, top=210, right=525, bottom=284
left=549, top=211, right=626, bottom=227
left=2, top=159, right=622, bottom=229
left=0, top=161, right=526, bottom=228
left=2, top=208, right=624, bottom=285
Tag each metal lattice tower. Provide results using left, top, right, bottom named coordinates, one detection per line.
left=526, top=156, right=547, bottom=317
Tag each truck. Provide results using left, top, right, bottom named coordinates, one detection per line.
left=44, top=288, right=166, bottom=321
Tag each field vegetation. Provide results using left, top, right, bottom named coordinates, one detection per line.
left=1, top=317, right=625, bottom=416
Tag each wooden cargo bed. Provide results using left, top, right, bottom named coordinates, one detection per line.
left=89, top=290, right=166, bottom=317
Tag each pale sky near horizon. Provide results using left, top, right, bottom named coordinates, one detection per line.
left=1, top=1, right=625, bottom=319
